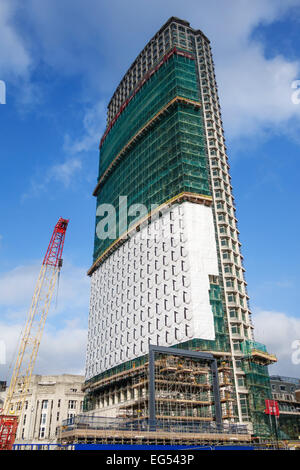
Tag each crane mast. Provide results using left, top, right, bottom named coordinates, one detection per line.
left=0, top=218, right=69, bottom=450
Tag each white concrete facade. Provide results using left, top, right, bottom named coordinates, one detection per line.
left=86, top=202, right=219, bottom=380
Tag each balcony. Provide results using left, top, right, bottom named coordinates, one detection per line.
left=241, top=340, right=277, bottom=365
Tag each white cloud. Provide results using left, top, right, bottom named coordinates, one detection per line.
left=2, top=0, right=300, bottom=179
left=253, top=309, right=300, bottom=377
left=0, top=263, right=40, bottom=307
left=22, top=100, right=106, bottom=199
left=0, top=265, right=40, bottom=306
left=49, top=157, right=82, bottom=187
left=21, top=156, right=83, bottom=200
left=0, top=321, right=87, bottom=377
left=0, top=0, right=31, bottom=79
left=0, top=260, right=89, bottom=314
left=51, top=261, right=90, bottom=316
left=216, top=41, right=300, bottom=139
left=64, top=101, right=106, bottom=155
left=0, top=259, right=89, bottom=378
left=36, top=323, right=87, bottom=375
left=21, top=0, right=300, bottom=140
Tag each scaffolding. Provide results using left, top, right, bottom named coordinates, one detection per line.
left=241, top=340, right=277, bottom=365
left=119, top=353, right=216, bottom=426
left=58, top=414, right=250, bottom=447
left=82, top=339, right=278, bottom=441
left=241, top=340, right=277, bottom=437
left=76, top=346, right=244, bottom=447
left=92, top=51, right=211, bottom=265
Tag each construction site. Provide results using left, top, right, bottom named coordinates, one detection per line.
left=0, top=212, right=296, bottom=450
left=57, top=342, right=279, bottom=447
left=1, top=16, right=300, bottom=452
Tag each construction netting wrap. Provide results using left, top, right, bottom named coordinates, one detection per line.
left=88, top=38, right=277, bottom=439
left=240, top=340, right=273, bottom=437
left=241, top=340, right=267, bottom=356
left=93, top=53, right=210, bottom=262
left=99, top=53, right=200, bottom=176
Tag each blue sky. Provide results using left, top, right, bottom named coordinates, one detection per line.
left=0, top=0, right=300, bottom=379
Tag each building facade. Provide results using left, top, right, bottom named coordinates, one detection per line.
left=2, top=374, right=84, bottom=444
left=270, top=375, right=300, bottom=439
left=84, top=17, right=276, bottom=436
left=0, top=381, right=6, bottom=411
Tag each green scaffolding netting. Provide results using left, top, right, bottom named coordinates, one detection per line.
left=241, top=340, right=268, bottom=356
left=99, top=53, right=200, bottom=177
left=93, top=53, right=211, bottom=262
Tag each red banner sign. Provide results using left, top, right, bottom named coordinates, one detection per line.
left=265, top=399, right=280, bottom=416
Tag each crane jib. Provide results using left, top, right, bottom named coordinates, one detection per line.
left=0, top=217, right=69, bottom=450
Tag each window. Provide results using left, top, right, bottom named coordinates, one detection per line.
left=41, top=413, right=47, bottom=425
left=240, top=394, right=249, bottom=417
left=231, top=325, right=240, bottom=335
left=68, top=400, right=77, bottom=409
left=238, top=377, right=245, bottom=388
left=41, top=400, right=48, bottom=409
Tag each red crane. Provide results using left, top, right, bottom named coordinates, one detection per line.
left=0, top=218, right=69, bottom=450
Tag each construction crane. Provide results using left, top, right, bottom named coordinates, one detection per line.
left=0, top=218, right=69, bottom=450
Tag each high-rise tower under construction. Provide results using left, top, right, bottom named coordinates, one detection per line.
left=84, top=17, right=276, bottom=438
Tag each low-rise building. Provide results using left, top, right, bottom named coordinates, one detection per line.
left=1, top=374, right=84, bottom=444
left=270, top=375, right=300, bottom=439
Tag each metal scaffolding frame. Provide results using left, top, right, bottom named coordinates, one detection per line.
left=148, top=345, right=222, bottom=428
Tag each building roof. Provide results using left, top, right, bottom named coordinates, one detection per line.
left=270, top=375, right=300, bottom=384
